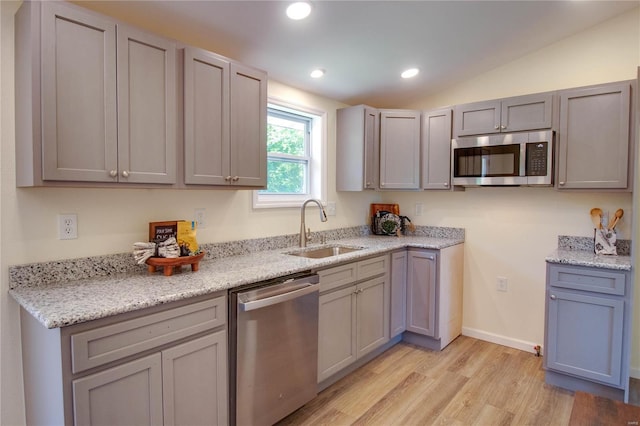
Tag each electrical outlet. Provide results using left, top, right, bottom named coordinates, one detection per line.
left=497, top=276, right=508, bottom=292
left=58, top=214, right=78, bottom=240
left=415, top=203, right=423, bottom=216
left=326, top=202, right=336, bottom=216
left=194, top=208, right=206, bottom=228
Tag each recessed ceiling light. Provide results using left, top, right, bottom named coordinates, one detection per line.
left=401, top=68, right=420, bottom=79
left=286, top=2, right=312, bottom=20
left=310, top=69, right=325, bottom=78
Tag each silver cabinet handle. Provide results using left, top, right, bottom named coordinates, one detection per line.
left=365, top=182, right=371, bottom=187
left=224, top=176, right=232, bottom=181
left=559, top=182, right=565, bottom=186
left=494, top=125, right=500, bottom=130
left=550, top=294, right=557, bottom=300
left=232, top=176, right=239, bottom=182
left=109, top=170, right=117, bottom=178
left=444, top=182, right=448, bottom=187
left=426, top=255, right=435, bottom=261
left=500, top=125, right=506, bottom=130
left=121, top=170, right=129, bottom=178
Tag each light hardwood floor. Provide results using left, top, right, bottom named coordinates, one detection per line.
left=278, top=336, right=576, bottom=426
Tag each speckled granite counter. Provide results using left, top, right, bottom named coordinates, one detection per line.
left=545, top=235, right=632, bottom=271
left=9, top=231, right=464, bottom=329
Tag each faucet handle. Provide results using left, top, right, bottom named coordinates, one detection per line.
left=305, top=227, right=311, bottom=242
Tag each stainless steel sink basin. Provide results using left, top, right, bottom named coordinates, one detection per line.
left=286, top=245, right=363, bottom=259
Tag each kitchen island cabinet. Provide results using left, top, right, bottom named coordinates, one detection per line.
left=453, top=93, right=553, bottom=137
left=544, top=263, right=632, bottom=402
left=556, top=81, right=634, bottom=190
left=317, top=255, right=390, bottom=384
left=402, top=245, right=464, bottom=351
left=20, top=293, right=228, bottom=426
left=16, top=1, right=177, bottom=186
left=183, top=47, right=267, bottom=187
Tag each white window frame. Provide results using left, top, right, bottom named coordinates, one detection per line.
left=253, top=98, right=327, bottom=209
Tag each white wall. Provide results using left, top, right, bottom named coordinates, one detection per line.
left=1, top=2, right=638, bottom=424
left=398, top=7, right=640, bottom=370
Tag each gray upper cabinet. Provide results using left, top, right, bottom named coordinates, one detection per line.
left=17, top=1, right=177, bottom=186
left=35, top=1, right=118, bottom=183
left=421, top=108, right=452, bottom=190
left=116, top=25, right=177, bottom=184
left=454, top=93, right=553, bottom=137
left=184, top=47, right=231, bottom=185
left=229, top=63, right=268, bottom=187
left=336, top=105, right=379, bottom=191
left=556, top=81, right=632, bottom=190
left=379, top=109, right=421, bottom=190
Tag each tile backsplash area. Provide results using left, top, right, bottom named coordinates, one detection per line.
left=558, top=235, right=631, bottom=255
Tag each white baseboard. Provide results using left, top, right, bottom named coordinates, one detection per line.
left=462, top=327, right=542, bottom=355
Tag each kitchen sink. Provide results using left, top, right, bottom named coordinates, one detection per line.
left=286, top=245, right=364, bottom=259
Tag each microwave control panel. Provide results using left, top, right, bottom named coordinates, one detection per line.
left=526, top=142, right=548, bottom=176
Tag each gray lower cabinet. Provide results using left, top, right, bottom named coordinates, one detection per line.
left=544, top=263, right=632, bottom=401
left=16, top=1, right=177, bottom=186
left=317, top=255, right=390, bottom=383
left=336, top=105, right=379, bottom=191
left=379, top=109, right=421, bottom=190
left=183, top=47, right=267, bottom=187
left=402, top=245, right=464, bottom=350
left=454, top=93, right=553, bottom=137
left=421, top=108, right=452, bottom=190
left=556, top=81, right=634, bottom=190
left=20, top=294, right=228, bottom=426
left=390, top=250, right=408, bottom=338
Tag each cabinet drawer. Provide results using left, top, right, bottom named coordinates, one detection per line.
left=318, top=263, right=357, bottom=293
left=548, top=264, right=626, bottom=296
left=357, top=255, right=388, bottom=281
left=71, top=296, right=226, bottom=373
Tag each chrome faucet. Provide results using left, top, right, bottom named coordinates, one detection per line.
left=299, top=199, right=328, bottom=247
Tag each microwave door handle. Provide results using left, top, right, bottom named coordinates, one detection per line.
left=520, top=143, right=526, bottom=176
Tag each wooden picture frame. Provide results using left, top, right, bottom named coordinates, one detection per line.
left=148, top=221, right=179, bottom=242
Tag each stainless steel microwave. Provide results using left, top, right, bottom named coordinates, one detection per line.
left=451, top=130, right=553, bottom=186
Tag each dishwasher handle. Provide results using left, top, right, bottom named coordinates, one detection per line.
left=238, top=276, right=319, bottom=312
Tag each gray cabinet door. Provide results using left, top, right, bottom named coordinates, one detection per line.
left=379, top=110, right=421, bottom=189
left=557, top=82, right=631, bottom=190
left=390, top=250, right=407, bottom=338
left=546, top=289, right=624, bottom=387
left=406, top=250, right=437, bottom=337
left=501, top=94, right=553, bottom=133
left=162, top=331, right=228, bottom=426
left=230, top=63, right=267, bottom=187
left=41, top=1, right=118, bottom=182
left=421, top=108, right=452, bottom=190
left=454, top=100, right=501, bottom=136
left=336, top=105, right=379, bottom=191
left=356, top=276, right=390, bottom=358
left=117, top=25, right=177, bottom=184
left=73, top=353, right=163, bottom=426
left=184, top=47, right=230, bottom=185
left=318, top=286, right=357, bottom=382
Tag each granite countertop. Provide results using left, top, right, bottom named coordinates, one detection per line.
left=9, top=234, right=464, bottom=329
left=545, top=249, right=632, bottom=271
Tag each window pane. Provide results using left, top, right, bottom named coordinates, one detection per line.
left=267, top=116, right=306, bottom=156
left=263, top=159, right=307, bottom=194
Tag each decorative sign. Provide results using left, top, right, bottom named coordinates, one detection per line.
left=149, top=221, right=179, bottom=243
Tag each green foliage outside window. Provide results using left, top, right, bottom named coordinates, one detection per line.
left=263, top=119, right=308, bottom=194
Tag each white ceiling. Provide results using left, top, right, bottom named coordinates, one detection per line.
left=84, top=1, right=639, bottom=108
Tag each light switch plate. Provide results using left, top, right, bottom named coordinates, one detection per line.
left=326, top=202, right=336, bottom=216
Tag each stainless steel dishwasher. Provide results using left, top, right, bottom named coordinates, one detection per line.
left=229, top=272, right=319, bottom=426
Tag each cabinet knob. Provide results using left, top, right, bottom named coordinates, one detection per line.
left=224, top=176, right=232, bottom=181
left=109, top=170, right=117, bottom=178
left=427, top=255, right=435, bottom=261
left=550, top=294, right=557, bottom=300
left=559, top=182, right=565, bottom=186
left=366, top=182, right=371, bottom=187
left=494, top=125, right=500, bottom=130
left=500, top=125, right=506, bottom=130
left=232, top=176, right=239, bottom=182
left=121, top=170, right=129, bottom=178
left=444, top=182, right=448, bottom=187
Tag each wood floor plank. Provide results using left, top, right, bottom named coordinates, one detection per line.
left=278, top=338, right=577, bottom=426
